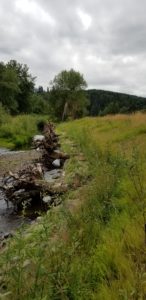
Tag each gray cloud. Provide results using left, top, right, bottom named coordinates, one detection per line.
left=0, top=0, right=146, bottom=95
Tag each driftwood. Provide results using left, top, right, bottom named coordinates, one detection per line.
left=33, top=122, right=69, bottom=169
left=1, top=122, right=69, bottom=213
left=1, top=164, right=43, bottom=210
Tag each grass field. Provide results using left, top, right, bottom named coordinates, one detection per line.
left=1, top=112, right=146, bottom=299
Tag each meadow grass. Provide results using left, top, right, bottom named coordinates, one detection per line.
left=1, top=113, right=146, bottom=299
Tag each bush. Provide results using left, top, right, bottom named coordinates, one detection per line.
left=0, top=102, right=10, bottom=125
left=0, top=114, right=49, bottom=149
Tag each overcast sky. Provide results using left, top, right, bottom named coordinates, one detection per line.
left=0, top=0, right=146, bottom=95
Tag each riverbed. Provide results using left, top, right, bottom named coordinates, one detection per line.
left=0, top=147, right=64, bottom=238
left=0, top=148, right=39, bottom=238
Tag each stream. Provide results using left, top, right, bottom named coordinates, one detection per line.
left=0, top=188, right=30, bottom=238
left=0, top=148, right=63, bottom=239
left=0, top=148, right=30, bottom=238
left=0, top=148, right=24, bottom=155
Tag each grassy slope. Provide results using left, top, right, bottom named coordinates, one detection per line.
left=1, top=113, right=146, bottom=299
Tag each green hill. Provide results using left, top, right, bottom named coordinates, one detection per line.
left=87, top=89, right=146, bottom=116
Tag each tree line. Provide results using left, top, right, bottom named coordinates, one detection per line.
left=0, top=59, right=146, bottom=120
left=0, top=60, right=50, bottom=115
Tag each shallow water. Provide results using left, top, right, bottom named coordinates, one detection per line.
left=0, top=148, right=29, bottom=238
left=0, top=165, right=62, bottom=238
left=0, top=148, right=9, bottom=155
left=0, top=188, right=28, bottom=238
left=0, top=147, right=24, bottom=156
left=0, top=147, right=63, bottom=237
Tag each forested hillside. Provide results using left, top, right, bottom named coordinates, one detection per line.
left=87, top=89, right=146, bottom=116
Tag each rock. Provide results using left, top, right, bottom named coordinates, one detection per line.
left=47, top=169, right=61, bottom=176
left=36, top=216, right=43, bottom=222
left=33, top=135, right=45, bottom=142
left=44, top=169, right=61, bottom=183
left=52, top=159, right=61, bottom=168
left=52, top=173, right=61, bottom=179
left=43, top=195, right=52, bottom=204
left=44, top=172, right=55, bottom=183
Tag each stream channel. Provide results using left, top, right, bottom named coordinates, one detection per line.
left=0, top=148, right=31, bottom=238
left=0, top=148, right=62, bottom=239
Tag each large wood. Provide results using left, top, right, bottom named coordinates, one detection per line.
left=0, top=122, right=69, bottom=212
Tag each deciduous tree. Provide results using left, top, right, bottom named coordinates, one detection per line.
left=49, top=69, right=88, bottom=120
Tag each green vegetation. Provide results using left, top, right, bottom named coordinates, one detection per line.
left=0, top=60, right=50, bottom=115
left=0, top=108, right=49, bottom=149
left=0, top=60, right=34, bottom=114
left=49, top=69, right=88, bottom=121
left=1, top=59, right=146, bottom=122
left=1, top=113, right=146, bottom=299
left=0, top=61, right=88, bottom=119
left=87, top=89, right=146, bottom=116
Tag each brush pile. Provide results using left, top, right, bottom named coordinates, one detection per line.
left=0, top=122, right=69, bottom=213
left=34, top=122, right=69, bottom=169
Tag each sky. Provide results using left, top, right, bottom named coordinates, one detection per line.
left=0, top=0, right=146, bottom=96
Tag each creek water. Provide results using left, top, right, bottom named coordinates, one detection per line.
left=0, top=188, right=29, bottom=238
left=0, top=148, right=9, bottom=155
left=0, top=148, right=24, bottom=155
left=0, top=148, right=62, bottom=238
left=0, top=148, right=30, bottom=238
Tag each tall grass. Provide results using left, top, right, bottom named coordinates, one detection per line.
left=0, top=112, right=49, bottom=149
left=1, top=113, right=146, bottom=299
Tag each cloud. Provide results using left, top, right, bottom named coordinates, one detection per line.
left=0, top=0, right=146, bottom=95
left=15, top=0, right=56, bottom=25
left=77, top=9, right=92, bottom=30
